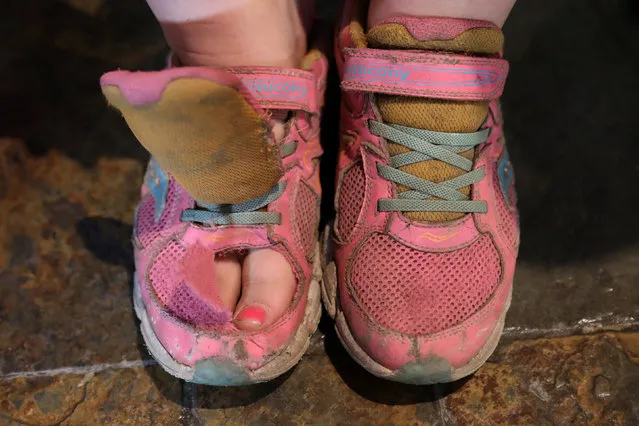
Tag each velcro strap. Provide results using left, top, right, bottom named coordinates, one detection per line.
left=230, top=67, right=318, bottom=112
left=342, top=48, right=509, bottom=101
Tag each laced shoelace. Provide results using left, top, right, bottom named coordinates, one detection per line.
left=369, top=120, right=489, bottom=213
left=180, top=141, right=297, bottom=225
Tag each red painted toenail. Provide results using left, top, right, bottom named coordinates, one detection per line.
left=234, top=305, right=267, bottom=326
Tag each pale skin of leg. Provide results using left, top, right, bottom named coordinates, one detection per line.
left=147, top=0, right=306, bottom=68
left=145, top=0, right=516, bottom=331
left=368, top=0, right=517, bottom=28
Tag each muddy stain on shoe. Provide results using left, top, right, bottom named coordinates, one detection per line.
left=233, top=340, right=249, bottom=362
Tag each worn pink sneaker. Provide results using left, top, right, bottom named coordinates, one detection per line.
left=322, top=11, right=519, bottom=384
left=100, top=52, right=327, bottom=385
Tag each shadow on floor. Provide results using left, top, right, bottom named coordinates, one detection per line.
left=76, top=217, right=135, bottom=273
left=194, top=370, right=294, bottom=410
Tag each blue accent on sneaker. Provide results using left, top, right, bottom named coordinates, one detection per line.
left=497, top=150, right=515, bottom=209
left=144, top=158, right=169, bottom=222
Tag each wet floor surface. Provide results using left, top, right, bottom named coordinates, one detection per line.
left=1, top=0, right=638, bottom=424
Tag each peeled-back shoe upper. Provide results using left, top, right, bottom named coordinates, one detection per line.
left=333, top=16, right=519, bottom=371
left=101, top=51, right=327, bottom=370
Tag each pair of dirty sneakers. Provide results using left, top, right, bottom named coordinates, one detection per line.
left=100, top=11, right=519, bottom=386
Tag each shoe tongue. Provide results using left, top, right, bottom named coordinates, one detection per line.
left=366, top=17, right=503, bottom=222
left=101, top=65, right=318, bottom=205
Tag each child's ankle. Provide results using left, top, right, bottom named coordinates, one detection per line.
left=151, top=0, right=306, bottom=68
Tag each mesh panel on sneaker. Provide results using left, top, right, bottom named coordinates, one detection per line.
left=338, top=161, right=366, bottom=240
left=493, top=169, right=519, bottom=250
left=293, top=181, right=319, bottom=256
left=149, top=240, right=231, bottom=328
left=350, top=233, right=502, bottom=335
left=135, top=182, right=180, bottom=248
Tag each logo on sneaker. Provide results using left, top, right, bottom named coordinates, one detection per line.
left=204, top=229, right=261, bottom=244
left=419, top=230, right=459, bottom=242
left=342, top=53, right=508, bottom=100
left=497, top=150, right=516, bottom=210
left=345, top=64, right=410, bottom=81
left=246, top=78, right=307, bottom=99
left=144, top=158, right=168, bottom=222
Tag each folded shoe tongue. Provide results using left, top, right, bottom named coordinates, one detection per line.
left=101, top=67, right=286, bottom=205
left=367, top=17, right=504, bottom=222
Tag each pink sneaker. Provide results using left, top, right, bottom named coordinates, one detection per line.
left=101, top=52, right=327, bottom=385
left=323, top=11, right=519, bottom=384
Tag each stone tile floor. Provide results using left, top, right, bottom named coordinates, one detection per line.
left=1, top=0, right=638, bottom=424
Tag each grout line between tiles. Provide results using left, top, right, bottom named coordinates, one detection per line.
left=0, top=359, right=157, bottom=381
left=181, top=382, right=204, bottom=426
left=502, top=314, right=639, bottom=339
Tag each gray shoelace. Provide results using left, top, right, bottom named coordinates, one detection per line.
left=369, top=120, right=489, bottom=213
left=180, top=141, right=297, bottom=226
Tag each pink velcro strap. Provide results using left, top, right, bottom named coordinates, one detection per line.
left=342, top=48, right=509, bottom=101
left=229, top=67, right=318, bottom=112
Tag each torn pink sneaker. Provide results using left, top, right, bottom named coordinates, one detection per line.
left=101, top=51, right=327, bottom=385
left=322, top=12, right=519, bottom=384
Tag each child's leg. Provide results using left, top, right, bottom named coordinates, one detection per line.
left=368, top=0, right=516, bottom=27
left=141, top=0, right=305, bottom=331
left=147, top=0, right=306, bottom=68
